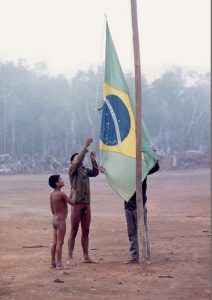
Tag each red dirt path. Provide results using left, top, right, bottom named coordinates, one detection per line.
left=0, top=169, right=211, bottom=300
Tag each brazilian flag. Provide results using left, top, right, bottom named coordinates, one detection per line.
left=100, top=22, right=157, bottom=201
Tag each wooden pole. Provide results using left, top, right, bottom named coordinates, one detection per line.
left=130, top=0, right=147, bottom=273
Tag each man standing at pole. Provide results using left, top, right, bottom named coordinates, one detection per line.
left=67, top=138, right=99, bottom=266
left=99, top=146, right=159, bottom=265
left=124, top=156, right=160, bottom=264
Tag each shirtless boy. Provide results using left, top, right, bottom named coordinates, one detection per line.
left=49, top=175, right=76, bottom=269
left=67, top=138, right=99, bottom=265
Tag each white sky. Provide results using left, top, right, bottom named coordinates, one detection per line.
left=0, top=0, right=210, bottom=81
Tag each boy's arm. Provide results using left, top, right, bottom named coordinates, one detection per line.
left=69, top=138, right=93, bottom=176
left=69, top=149, right=86, bottom=176
left=50, top=193, right=54, bottom=215
left=88, top=151, right=99, bottom=177
left=61, top=191, right=76, bottom=206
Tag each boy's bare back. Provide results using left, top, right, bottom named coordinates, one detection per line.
left=48, top=175, right=75, bottom=270
left=50, top=190, right=69, bottom=221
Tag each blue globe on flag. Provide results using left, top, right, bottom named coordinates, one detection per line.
left=100, top=94, right=131, bottom=146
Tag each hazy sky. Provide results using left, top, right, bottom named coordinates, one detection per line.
left=0, top=0, right=210, bottom=81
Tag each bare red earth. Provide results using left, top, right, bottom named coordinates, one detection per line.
left=0, top=169, right=210, bottom=300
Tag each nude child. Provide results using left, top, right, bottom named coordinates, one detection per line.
left=49, top=175, right=76, bottom=269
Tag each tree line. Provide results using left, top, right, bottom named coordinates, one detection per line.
left=0, top=60, right=210, bottom=164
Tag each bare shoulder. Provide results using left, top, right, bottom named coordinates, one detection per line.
left=54, top=190, right=65, bottom=199
left=50, top=190, right=64, bottom=202
left=60, top=191, right=69, bottom=200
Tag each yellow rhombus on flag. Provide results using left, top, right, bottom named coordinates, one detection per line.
left=100, top=22, right=157, bottom=202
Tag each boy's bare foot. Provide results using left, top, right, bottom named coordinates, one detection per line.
left=50, top=261, right=56, bottom=268
left=56, top=263, right=70, bottom=270
left=67, top=258, right=76, bottom=266
left=83, top=258, right=98, bottom=264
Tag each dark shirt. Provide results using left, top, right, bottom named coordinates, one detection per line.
left=124, top=160, right=160, bottom=211
left=124, top=178, right=147, bottom=211
left=68, top=149, right=99, bottom=203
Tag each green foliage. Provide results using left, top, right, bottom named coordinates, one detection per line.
left=0, top=61, right=210, bottom=160
left=127, top=68, right=211, bottom=154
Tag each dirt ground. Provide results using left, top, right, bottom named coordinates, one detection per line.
left=0, top=169, right=211, bottom=300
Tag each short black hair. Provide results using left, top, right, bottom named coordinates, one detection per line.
left=49, top=175, right=60, bottom=188
left=70, top=153, right=78, bottom=162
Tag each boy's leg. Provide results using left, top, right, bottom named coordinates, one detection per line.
left=125, top=209, right=139, bottom=261
left=50, top=224, right=57, bottom=268
left=67, top=204, right=81, bottom=265
left=56, top=221, right=69, bottom=270
left=81, top=205, right=97, bottom=263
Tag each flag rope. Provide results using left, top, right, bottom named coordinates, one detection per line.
left=94, top=15, right=106, bottom=114
left=93, top=15, right=107, bottom=154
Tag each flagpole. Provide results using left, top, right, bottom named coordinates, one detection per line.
left=130, top=0, right=147, bottom=273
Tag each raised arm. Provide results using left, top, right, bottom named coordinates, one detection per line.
left=69, top=149, right=86, bottom=175
left=88, top=151, right=99, bottom=177
left=69, top=138, right=93, bottom=176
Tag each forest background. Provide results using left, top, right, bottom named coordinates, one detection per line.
left=0, top=60, right=210, bottom=172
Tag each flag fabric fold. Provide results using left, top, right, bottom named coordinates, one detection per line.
left=100, top=22, right=157, bottom=202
